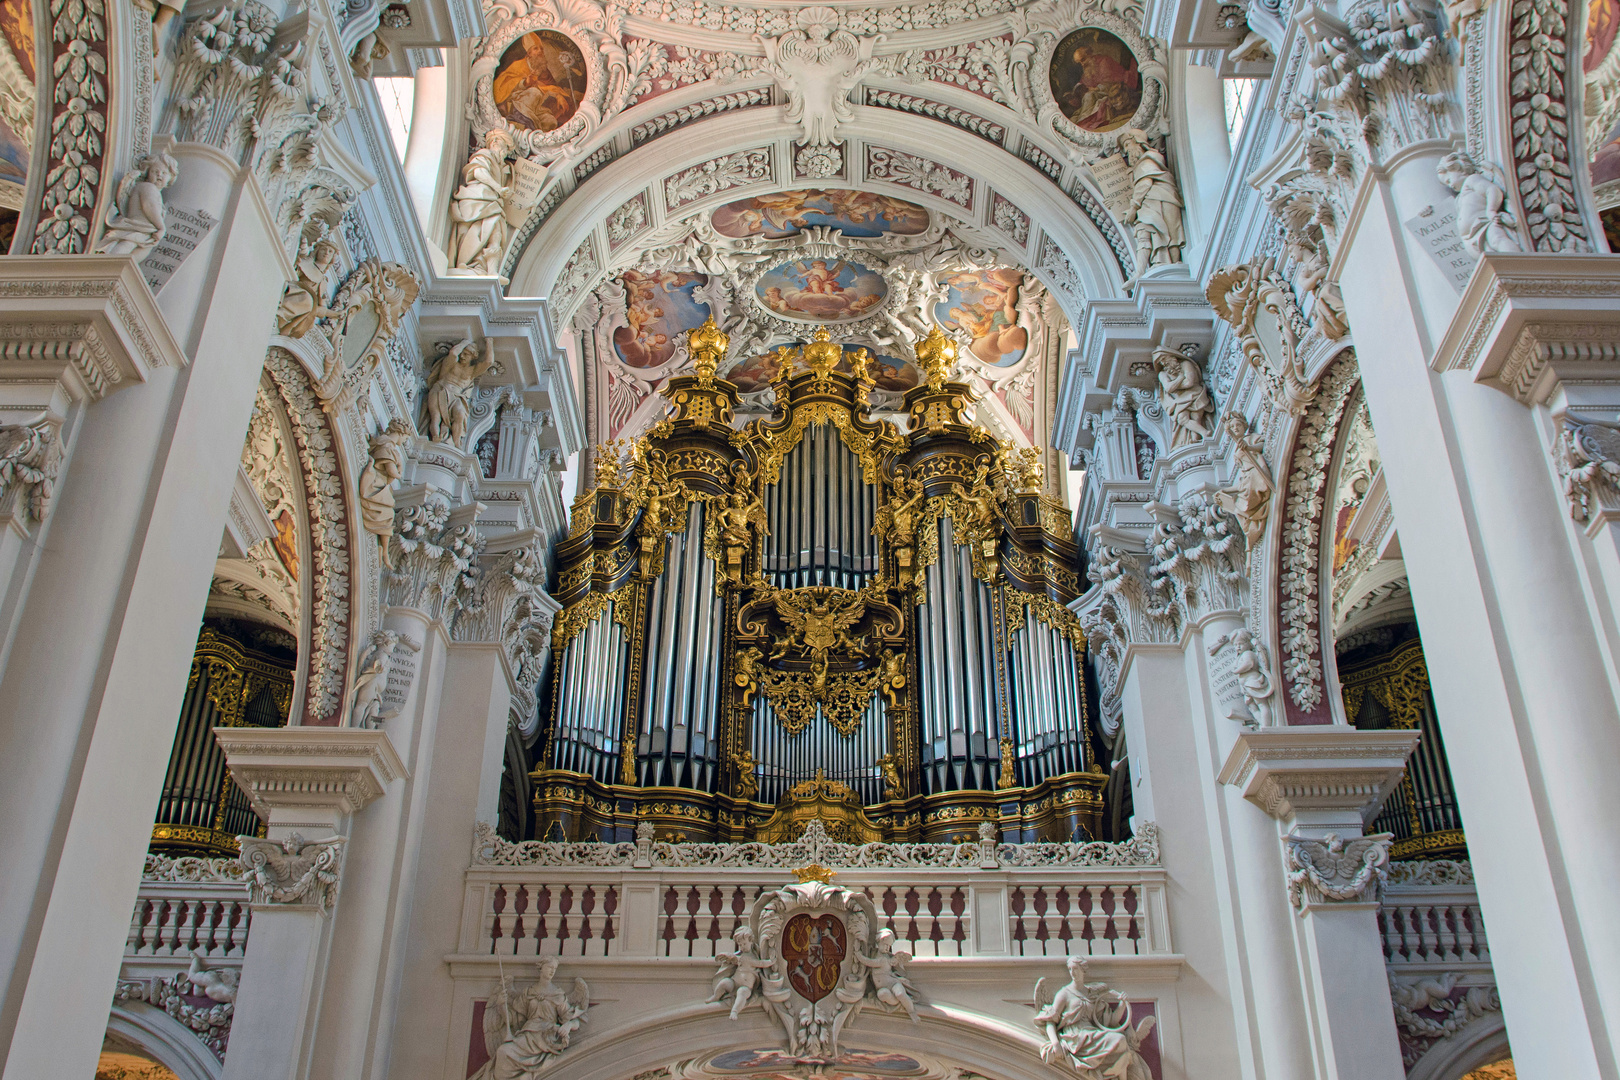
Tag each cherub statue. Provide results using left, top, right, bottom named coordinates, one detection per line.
left=473, top=957, right=590, bottom=1080
left=960, top=463, right=1001, bottom=535
left=449, top=130, right=516, bottom=277
left=707, top=926, right=774, bottom=1020
left=717, top=483, right=768, bottom=584
left=878, top=651, right=906, bottom=710
left=878, top=473, right=926, bottom=549
left=349, top=629, right=420, bottom=728
left=1033, top=956, right=1156, bottom=1080
left=97, top=151, right=180, bottom=259
left=424, top=339, right=498, bottom=448
left=733, top=647, right=763, bottom=708
left=186, top=950, right=239, bottom=1003
left=1209, top=627, right=1273, bottom=727
left=855, top=928, right=919, bottom=1022
left=1437, top=151, right=1523, bottom=257
left=276, top=235, right=342, bottom=338
left=876, top=753, right=902, bottom=799
left=358, top=420, right=411, bottom=567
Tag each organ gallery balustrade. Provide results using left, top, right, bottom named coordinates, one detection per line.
left=536, top=320, right=1100, bottom=843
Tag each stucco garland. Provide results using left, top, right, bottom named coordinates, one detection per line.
left=264, top=347, right=353, bottom=725
left=1275, top=352, right=1358, bottom=718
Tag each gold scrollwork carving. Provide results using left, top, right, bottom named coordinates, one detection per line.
left=1338, top=640, right=1430, bottom=729
left=757, top=665, right=883, bottom=736
left=192, top=628, right=294, bottom=728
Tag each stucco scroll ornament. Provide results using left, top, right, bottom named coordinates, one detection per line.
left=1119, top=130, right=1184, bottom=274
left=1283, top=831, right=1392, bottom=909
left=450, top=131, right=517, bottom=278
left=754, top=7, right=884, bottom=150
left=1032, top=956, right=1156, bottom=1080
left=475, top=957, right=590, bottom=1080
left=1152, top=344, right=1212, bottom=447
left=0, top=420, right=61, bottom=526
left=96, top=152, right=181, bottom=259
left=237, top=833, right=346, bottom=913
left=349, top=628, right=423, bottom=728
left=1206, top=259, right=1318, bottom=415
left=1213, top=415, right=1274, bottom=552
left=1436, top=151, right=1523, bottom=256
left=318, top=258, right=422, bottom=406
left=709, top=878, right=898, bottom=1056
left=1207, top=628, right=1274, bottom=726
left=425, top=339, right=501, bottom=448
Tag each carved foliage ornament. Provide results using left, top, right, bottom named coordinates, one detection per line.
left=1508, top=0, right=1593, bottom=251
left=264, top=349, right=353, bottom=722
left=33, top=0, right=111, bottom=254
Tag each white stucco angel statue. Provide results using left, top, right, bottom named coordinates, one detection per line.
left=708, top=925, right=775, bottom=1020
left=474, top=957, right=590, bottom=1080
left=1033, top=956, right=1156, bottom=1080
left=854, top=927, right=919, bottom=1022
left=97, top=151, right=180, bottom=259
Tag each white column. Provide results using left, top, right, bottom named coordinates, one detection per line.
left=1339, top=172, right=1620, bottom=1072
left=314, top=637, right=515, bottom=1080
left=215, top=729, right=405, bottom=1080
left=0, top=237, right=282, bottom=1079
left=1220, top=727, right=1418, bottom=1080
left=1112, top=634, right=1305, bottom=1080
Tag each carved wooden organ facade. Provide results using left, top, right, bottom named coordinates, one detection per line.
left=535, top=321, right=1102, bottom=843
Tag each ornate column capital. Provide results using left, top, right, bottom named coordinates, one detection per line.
left=1284, top=831, right=1392, bottom=909
left=214, top=727, right=407, bottom=824
left=1217, top=726, right=1418, bottom=826
left=238, top=833, right=346, bottom=914
left=1435, top=253, right=1620, bottom=406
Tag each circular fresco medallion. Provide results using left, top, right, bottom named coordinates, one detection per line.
left=1049, top=27, right=1142, bottom=134
left=755, top=259, right=888, bottom=323
left=492, top=30, right=588, bottom=133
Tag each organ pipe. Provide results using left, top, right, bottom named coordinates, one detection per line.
left=534, top=321, right=1102, bottom=843
left=151, top=622, right=294, bottom=856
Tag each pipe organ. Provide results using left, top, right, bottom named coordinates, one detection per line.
left=537, top=320, right=1102, bottom=843
left=151, top=622, right=294, bottom=855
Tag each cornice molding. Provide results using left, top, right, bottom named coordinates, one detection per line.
left=0, top=256, right=184, bottom=414
left=1434, top=254, right=1620, bottom=405
left=1217, top=726, right=1419, bottom=822
left=215, top=727, right=407, bottom=819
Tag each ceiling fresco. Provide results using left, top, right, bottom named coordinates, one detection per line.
left=711, top=190, right=932, bottom=240
left=574, top=201, right=1062, bottom=453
